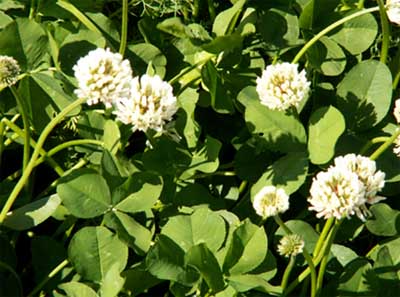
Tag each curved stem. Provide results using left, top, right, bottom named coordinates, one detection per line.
left=2, top=118, right=64, bottom=176
left=168, top=57, right=212, bottom=85
left=10, top=86, right=30, bottom=173
left=119, top=0, right=128, bottom=56
left=274, top=216, right=317, bottom=297
left=359, top=136, right=390, bottom=155
left=292, top=7, right=379, bottom=64
left=34, top=139, right=104, bottom=167
left=27, top=259, right=69, bottom=297
left=0, top=98, right=85, bottom=224
left=281, top=256, right=296, bottom=291
left=369, top=128, right=400, bottom=160
left=316, top=220, right=342, bottom=296
left=377, top=0, right=390, bottom=64
left=191, top=171, right=236, bottom=179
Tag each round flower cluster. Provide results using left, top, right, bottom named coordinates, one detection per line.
left=256, top=62, right=310, bottom=111
left=387, top=0, right=400, bottom=25
left=393, top=100, right=400, bottom=157
left=0, top=55, right=20, bottom=87
left=73, top=48, right=178, bottom=132
left=277, top=234, right=304, bottom=258
left=308, top=154, right=385, bottom=220
left=253, top=186, right=289, bottom=218
left=113, top=74, right=178, bottom=132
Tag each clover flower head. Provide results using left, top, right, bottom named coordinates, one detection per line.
left=256, top=62, right=310, bottom=111
left=333, top=154, right=385, bottom=205
left=277, top=234, right=304, bottom=258
left=253, top=186, right=289, bottom=218
left=308, top=166, right=366, bottom=220
left=0, top=55, right=20, bottom=87
left=394, top=99, right=400, bottom=123
left=113, top=74, right=178, bottom=133
left=393, top=134, right=400, bottom=157
left=387, top=0, right=400, bottom=25
left=73, top=48, right=133, bottom=108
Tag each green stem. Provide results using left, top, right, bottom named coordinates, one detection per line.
left=357, top=0, right=365, bottom=9
left=393, top=68, right=400, bottom=90
left=292, top=6, right=379, bottom=64
left=369, top=128, right=400, bottom=160
left=281, top=256, right=296, bottom=291
left=29, top=0, right=36, bottom=19
left=312, top=217, right=335, bottom=257
left=359, top=136, right=390, bottom=155
left=0, top=98, right=85, bottom=224
left=119, top=0, right=129, bottom=56
left=168, top=57, right=212, bottom=85
left=34, top=139, right=104, bottom=167
left=2, top=118, right=65, bottom=176
left=10, top=86, right=30, bottom=174
left=206, top=0, right=216, bottom=22
left=191, top=171, right=236, bottom=179
left=238, top=180, right=248, bottom=195
left=316, top=220, right=342, bottom=296
left=27, top=259, right=69, bottom=297
left=377, top=0, right=390, bottom=64
left=274, top=216, right=317, bottom=297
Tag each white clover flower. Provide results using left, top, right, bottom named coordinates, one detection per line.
left=253, top=186, right=289, bottom=218
left=256, top=62, right=310, bottom=111
left=113, top=74, right=178, bottom=133
left=333, top=154, right=385, bottom=205
left=0, top=55, right=20, bottom=87
left=73, top=48, right=133, bottom=108
left=277, top=234, right=304, bottom=258
left=387, top=0, right=400, bottom=25
left=308, top=167, right=366, bottom=220
left=394, top=99, right=400, bottom=123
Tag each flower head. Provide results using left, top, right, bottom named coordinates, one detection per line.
left=393, top=134, right=400, bottom=157
left=253, top=186, right=289, bottom=218
left=0, top=55, right=20, bottom=87
left=113, top=74, right=178, bottom=133
left=277, top=234, right=304, bottom=258
left=333, top=154, right=385, bottom=205
left=73, top=48, right=132, bottom=108
left=387, top=0, right=400, bottom=25
left=256, top=62, right=310, bottom=111
left=308, top=166, right=366, bottom=220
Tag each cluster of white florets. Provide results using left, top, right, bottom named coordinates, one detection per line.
left=73, top=48, right=177, bottom=132
left=256, top=62, right=310, bottom=111
left=252, top=186, right=289, bottom=218
left=392, top=99, right=400, bottom=157
left=387, top=0, right=400, bottom=25
left=308, top=154, right=385, bottom=220
left=277, top=234, right=304, bottom=258
left=0, top=55, right=20, bottom=87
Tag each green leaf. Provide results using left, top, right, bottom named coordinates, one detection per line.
left=59, top=282, right=98, bottom=297
left=162, top=208, right=226, bottom=252
left=223, top=219, right=268, bottom=275
left=57, top=170, right=111, bottom=219
left=336, top=60, right=392, bottom=131
left=330, top=244, right=359, bottom=268
left=174, top=183, right=225, bottom=210
left=127, top=43, right=167, bottom=78
left=227, top=274, right=282, bottom=294
left=337, top=258, right=376, bottom=296
left=329, top=11, right=378, bottom=55
left=252, top=152, right=308, bottom=198
left=373, top=246, right=400, bottom=285
left=105, top=211, right=153, bottom=255
left=176, top=87, right=201, bottom=148
left=180, top=136, right=222, bottom=179
left=368, top=237, right=400, bottom=265
left=145, top=234, right=199, bottom=285
left=68, top=226, right=128, bottom=282
left=238, top=86, right=307, bottom=152
left=365, top=203, right=400, bottom=237
left=103, top=120, right=120, bottom=154
left=0, top=18, right=48, bottom=71
left=201, top=61, right=234, bottom=114
left=3, top=194, right=61, bottom=230
left=308, top=105, right=346, bottom=164
left=307, top=36, right=346, bottom=76
left=101, top=150, right=125, bottom=191
left=114, top=172, right=163, bottom=213
left=212, top=0, right=246, bottom=36
left=122, top=264, right=161, bottom=296
left=186, top=243, right=225, bottom=293
left=258, top=8, right=300, bottom=49
left=99, top=263, right=125, bottom=297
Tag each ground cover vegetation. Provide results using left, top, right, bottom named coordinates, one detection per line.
left=1, top=0, right=400, bottom=296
